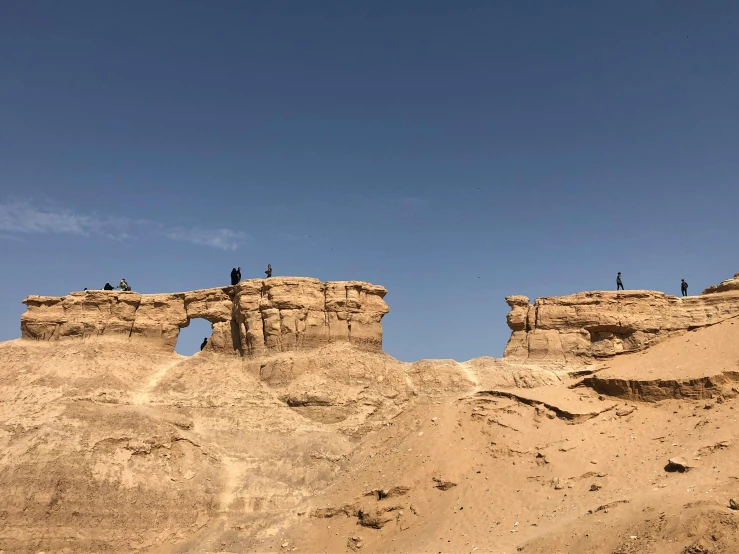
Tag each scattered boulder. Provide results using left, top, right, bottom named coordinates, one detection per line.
left=347, top=536, right=363, bottom=551
left=551, top=478, right=566, bottom=490
left=665, top=456, right=697, bottom=473
left=729, top=498, right=739, bottom=511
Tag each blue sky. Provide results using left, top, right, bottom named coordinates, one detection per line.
left=1, top=1, right=738, bottom=359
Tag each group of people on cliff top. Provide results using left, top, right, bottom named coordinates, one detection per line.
left=230, top=264, right=272, bottom=286
left=91, top=265, right=275, bottom=295
left=616, top=272, right=689, bottom=297
left=98, top=279, right=129, bottom=292
left=88, top=270, right=690, bottom=298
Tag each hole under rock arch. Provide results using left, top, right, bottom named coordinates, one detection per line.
left=175, top=318, right=213, bottom=356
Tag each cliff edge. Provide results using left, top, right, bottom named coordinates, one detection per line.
left=503, top=273, right=739, bottom=361
left=20, top=277, right=389, bottom=357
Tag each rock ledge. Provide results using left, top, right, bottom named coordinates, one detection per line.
left=21, top=277, right=389, bottom=356
left=504, top=274, right=739, bottom=361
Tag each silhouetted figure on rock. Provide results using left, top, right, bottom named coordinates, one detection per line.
left=616, top=272, right=624, bottom=291
left=103, top=283, right=114, bottom=291
left=265, top=264, right=272, bottom=278
left=200, top=337, right=208, bottom=351
left=236, top=267, right=241, bottom=283
left=681, top=279, right=688, bottom=297
left=119, top=279, right=130, bottom=292
left=230, top=268, right=238, bottom=286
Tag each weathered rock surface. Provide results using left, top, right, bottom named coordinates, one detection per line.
left=504, top=275, right=739, bottom=361
left=21, top=277, right=389, bottom=357
left=702, top=272, right=739, bottom=295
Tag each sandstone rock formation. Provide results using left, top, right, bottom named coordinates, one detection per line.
left=702, top=272, right=739, bottom=295
left=21, top=277, right=389, bottom=356
left=8, top=272, right=739, bottom=554
left=504, top=276, right=739, bottom=362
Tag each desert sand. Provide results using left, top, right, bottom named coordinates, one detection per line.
left=2, top=274, right=739, bottom=553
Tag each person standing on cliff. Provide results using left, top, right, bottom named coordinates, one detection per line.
left=681, top=279, right=688, bottom=297
left=200, top=337, right=208, bottom=351
left=236, top=267, right=241, bottom=283
left=616, top=272, right=624, bottom=291
left=265, top=264, right=272, bottom=278
left=230, top=267, right=238, bottom=286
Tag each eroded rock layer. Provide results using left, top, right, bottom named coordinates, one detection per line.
left=702, top=272, right=739, bottom=295
left=21, top=277, right=389, bottom=356
left=504, top=280, right=739, bottom=362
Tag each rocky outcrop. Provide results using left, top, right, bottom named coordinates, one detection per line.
left=504, top=279, right=739, bottom=362
left=702, top=273, right=739, bottom=295
left=21, top=277, right=389, bottom=356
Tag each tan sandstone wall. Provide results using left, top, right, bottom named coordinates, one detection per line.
left=504, top=277, right=739, bottom=362
left=20, top=277, right=389, bottom=356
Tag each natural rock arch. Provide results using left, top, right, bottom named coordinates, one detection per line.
left=21, top=277, right=389, bottom=357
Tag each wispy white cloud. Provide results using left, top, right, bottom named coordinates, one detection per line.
left=165, top=227, right=247, bottom=251
left=0, top=201, right=96, bottom=235
left=0, top=200, right=249, bottom=251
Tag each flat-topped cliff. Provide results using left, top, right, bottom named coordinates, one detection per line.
left=20, top=277, right=389, bottom=356
left=504, top=276, right=739, bottom=361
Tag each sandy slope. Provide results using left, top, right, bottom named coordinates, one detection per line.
left=286, top=388, right=739, bottom=554
left=0, top=337, right=561, bottom=553
left=595, top=317, right=739, bottom=381
left=278, top=321, right=739, bottom=554
left=1, top=319, right=739, bottom=553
